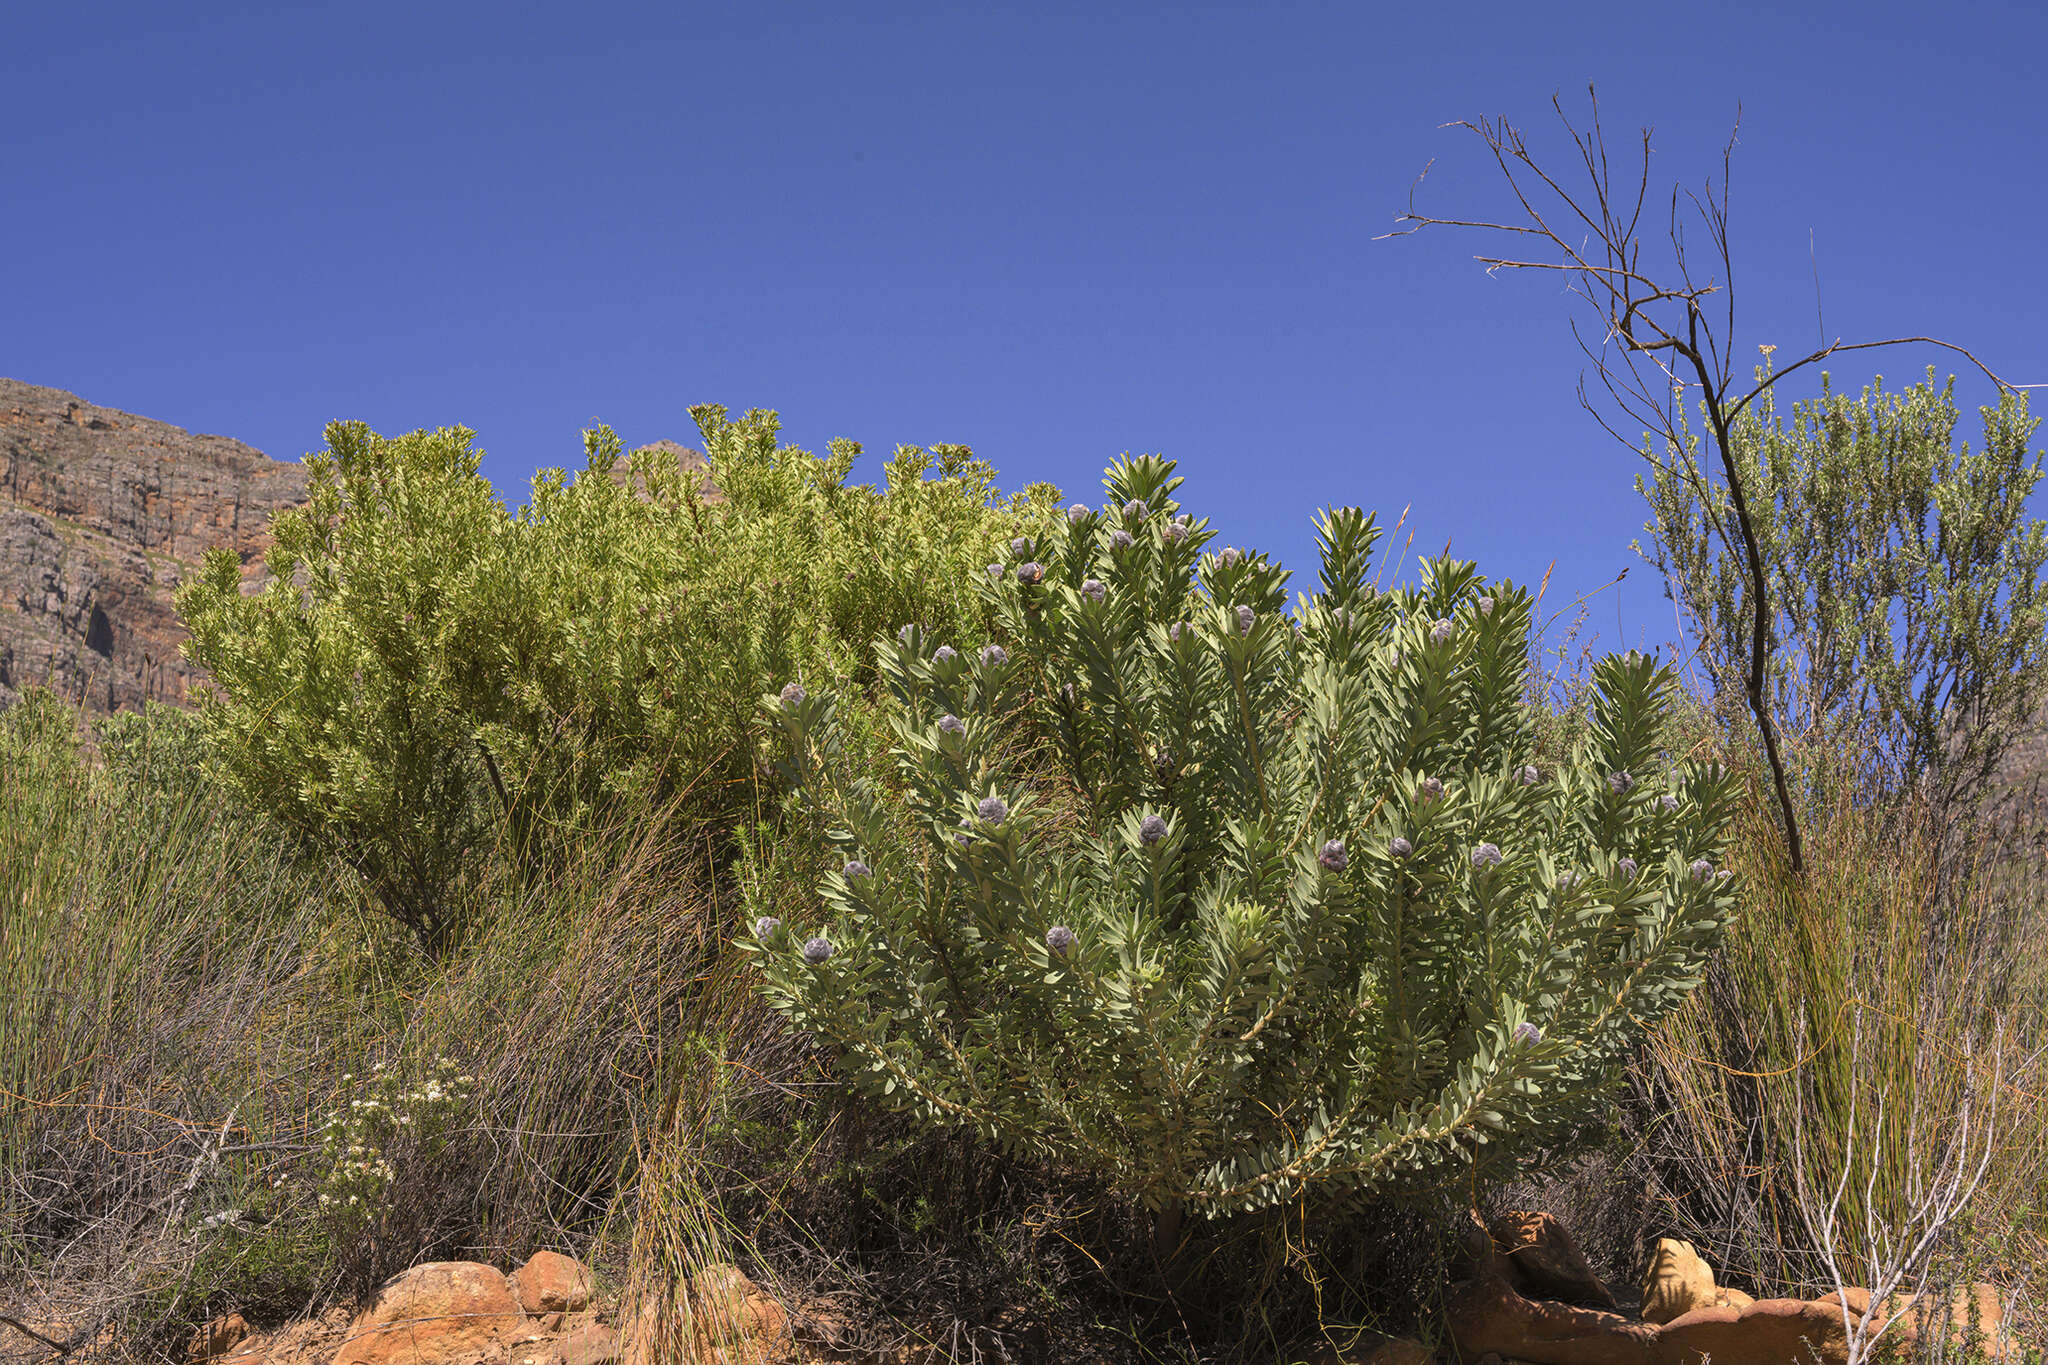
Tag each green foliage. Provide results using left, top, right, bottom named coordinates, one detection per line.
left=1635, top=368, right=2048, bottom=812
left=748, top=456, right=1740, bottom=1224
left=176, top=405, right=1055, bottom=949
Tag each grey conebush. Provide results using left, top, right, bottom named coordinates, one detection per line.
left=1110, top=529, right=1134, bottom=550
left=937, top=714, right=964, bottom=735
left=802, top=936, right=833, bottom=965
left=1068, top=504, right=1091, bottom=524
left=779, top=682, right=805, bottom=706
left=1236, top=605, right=1255, bottom=634
left=845, top=860, right=872, bottom=879
left=981, top=644, right=1008, bottom=666
left=753, top=461, right=1738, bottom=1223
left=1081, top=578, right=1107, bottom=603
left=754, top=916, right=782, bottom=940
left=932, top=645, right=958, bottom=663
left=1608, top=771, right=1635, bottom=793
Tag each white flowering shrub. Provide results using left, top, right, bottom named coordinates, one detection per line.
left=314, top=1057, right=474, bottom=1229
left=747, top=456, right=1739, bottom=1227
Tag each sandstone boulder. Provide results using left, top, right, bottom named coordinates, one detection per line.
left=1493, top=1210, right=1616, bottom=1308
left=545, top=1323, right=620, bottom=1365
left=1815, top=1283, right=2018, bottom=1362
left=331, top=1261, right=527, bottom=1365
left=185, top=1313, right=250, bottom=1364
left=514, top=1251, right=595, bottom=1314
left=1639, top=1238, right=1715, bottom=1326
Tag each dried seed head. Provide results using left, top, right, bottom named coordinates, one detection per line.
left=977, top=795, right=1009, bottom=824
left=1045, top=924, right=1078, bottom=956
left=802, top=936, right=833, bottom=965
left=1318, top=839, right=1348, bottom=871
left=1139, top=813, right=1169, bottom=845
left=1017, top=562, right=1045, bottom=585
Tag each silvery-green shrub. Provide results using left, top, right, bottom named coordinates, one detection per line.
left=748, top=455, right=1739, bottom=1226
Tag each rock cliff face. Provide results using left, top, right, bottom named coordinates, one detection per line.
left=0, top=378, right=310, bottom=713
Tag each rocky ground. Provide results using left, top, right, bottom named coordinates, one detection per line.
left=2, top=1212, right=2022, bottom=1365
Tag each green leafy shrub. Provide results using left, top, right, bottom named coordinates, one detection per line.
left=1636, top=367, right=2048, bottom=816
left=177, top=405, right=1055, bottom=949
left=748, top=456, right=1740, bottom=1234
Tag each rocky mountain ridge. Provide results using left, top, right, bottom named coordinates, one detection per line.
left=0, top=378, right=312, bottom=713
left=0, top=379, right=712, bottom=716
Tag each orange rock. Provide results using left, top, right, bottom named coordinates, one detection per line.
left=1639, top=1238, right=1715, bottom=1326
left=1492, top=1210, right=1617, bottom=1308
left=332, top=1261, right=527, bottom=1365
left=687, top=1265, right=790, bottom=1364
left=1653, top=1296, right=1849, bottom=1365
left=186, top=1313, right=250, bottom=1364
left=1816, top=1283, right=2018, bottom=1362
left=514, top=1251, right=595, bottom=1315
left=1443, top=1268, right=1658, bottom=1364
left=546, top=1323, right=620, bottom=1365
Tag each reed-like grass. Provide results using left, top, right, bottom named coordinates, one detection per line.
left=1635, top=727, right=2048, bottom=1336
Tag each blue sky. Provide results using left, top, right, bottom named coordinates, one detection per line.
left=7, top=2, right=2045, bottom=667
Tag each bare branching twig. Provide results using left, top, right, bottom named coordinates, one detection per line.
left=1386, top=86, right=2019, bottom=876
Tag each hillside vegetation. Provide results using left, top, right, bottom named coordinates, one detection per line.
left=3, top=388, right=2046, bottom=1364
